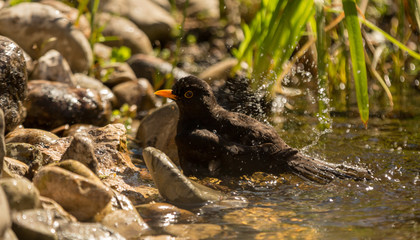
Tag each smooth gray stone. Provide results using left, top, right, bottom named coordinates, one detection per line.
left=142, top=147, right=224, bottom=207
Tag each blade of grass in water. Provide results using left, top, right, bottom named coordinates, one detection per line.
left=343, top=0, right=369, bottom=127
left=315, top=2, right=331, bottom=130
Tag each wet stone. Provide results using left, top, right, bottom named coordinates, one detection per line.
left=39, top=196, right=77, bottom=223
left=60, top=133, right=99, bottom=173
left=0, top=178, right=41, bottom=211
left=24, top=80, right=111, bottom=130
left=62, top=124, right=98, bottom=137
left=3, top=157, right=29, bottom=177
left=136, top=103, right=179, bottom=165
left=0, top=36, right=28, bottom=134
left=57, top=222, right=125, bottom=240
left=163, top=224, right=222, bottom=239
left=71, top=124, right=159, bottom=205
left=5, top=143, right=43, bottom=177
left=5, top=128, right=59, bottom=146
left=54, top=160, right=102, bottom=184
left=102, top=210, right=151, bottom=239
left=140, top=235, right=178, bottom=240
left=30, top=49, right=75, bottom=86
left=33, top=162, right=113, bottom=221
left=73, top=73, right=116, bottom=107
left=0, top=2, right=92, bottom=72
left=142, top=147, right=225, bottom=208
left=5, top=128, right=71, bottom=167
left=110, top=191, right=137, bottom=212
left=136, top=203, right=197, bottom=228
left=12, top=208, right=125, bottom=240
left=11, top=209, right=63, bottom=240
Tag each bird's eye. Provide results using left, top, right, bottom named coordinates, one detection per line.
left=184, top=90, right=193, bottom=98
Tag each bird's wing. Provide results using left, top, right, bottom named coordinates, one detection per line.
left=216, top=110, right=288, bottom=147
left=176, top=128, right=298, bottom=175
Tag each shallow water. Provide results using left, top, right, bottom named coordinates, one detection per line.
left=135, top=89, right=420, bottom=239
left=187, top=115, right=419, bottom=239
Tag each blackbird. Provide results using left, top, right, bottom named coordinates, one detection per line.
left=155, top=76, right=370, bottom=183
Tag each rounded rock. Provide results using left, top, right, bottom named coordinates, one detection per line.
left=5, top=128, right=59, bottom=146
left=0, top=2, right=92, bottom=72
left=164, top=223, right=222, bottom=239
left=0, top=178, right=41, bottom=211
left=33, top=165, right=113, bottom=221
left=30, top=49, right=76, bottom=86
left=96, top=13, right=153, bottom=55
left=73, top=73, right=116, bottom=106
left=128, top=54, right=189, bottom=84
left=102, top=210, right=151, bottom=239
left=3, top=157, right=29, bottom=178
left=102, top=62, right=137, bottom=88
left=40, top=0, right=91, bottom=38
left=112, top=78, right=157, bottom=112
left=98, top=0, right=175, bottom=41
left=0, top=36, right=28, bottom=134
left=5, top=142, right=45, bottom=178
left=136, top=202, right=197, bottom=228
left=142, top=147, right=224, bottom=207
left=137, top=103, right=179, bottom=164
left=24, top=80, right=111, bottom=130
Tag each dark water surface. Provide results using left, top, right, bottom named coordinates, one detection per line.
left=193, top=115, right=419, bottom=239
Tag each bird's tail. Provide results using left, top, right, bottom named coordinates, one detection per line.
left=287, top=153, right=371, bottom=184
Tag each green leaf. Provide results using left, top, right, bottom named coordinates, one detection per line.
left=343, top=0, right=369, bottom=127
left=111, top=46, right=132, bottom=63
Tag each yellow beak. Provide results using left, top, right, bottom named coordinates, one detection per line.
left=154, top=89, right=177, bottom=100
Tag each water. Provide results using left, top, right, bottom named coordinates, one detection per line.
left=194, top=116, right=419, bottom=239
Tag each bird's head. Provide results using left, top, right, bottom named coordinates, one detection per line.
left=154, top=76, right=218, bottom=118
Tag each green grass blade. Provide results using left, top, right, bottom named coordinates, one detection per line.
left=253, top=0, right=314, bottom=91
left=361, top=18, right=420, bottom=60
left=343, top=0, right=369, bottom=127
left=315, top=2, right=331, bottom=130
